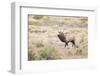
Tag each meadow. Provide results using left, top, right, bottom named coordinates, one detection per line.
left=28, top=15, right=88, bottom=60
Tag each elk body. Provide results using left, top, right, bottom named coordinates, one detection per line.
left=57, top=32, right=76, bottom=47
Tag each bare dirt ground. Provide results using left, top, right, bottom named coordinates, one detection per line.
left=28, top=15, right=88, bottom=60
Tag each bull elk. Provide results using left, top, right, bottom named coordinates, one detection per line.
left=57, top=32, right=76, bottom=47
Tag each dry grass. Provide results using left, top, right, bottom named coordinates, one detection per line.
left=28, top=15, right=88, bottom=60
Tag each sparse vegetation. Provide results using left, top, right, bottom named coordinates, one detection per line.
left=33, top=16, right=44, bottom=20
left=38, top=46, right=60, bottom=60
left=36, top=42, right=44, bottom=48
left=28, top=46, right=61, bottom=60
left=28, top=15, right=88, bottom=60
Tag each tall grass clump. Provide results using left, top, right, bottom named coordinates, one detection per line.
left=28, top=46, right=61, bottom=60
left=36, top=42, right=44, bottom=48
left=38, top=46, right=60, bottom=60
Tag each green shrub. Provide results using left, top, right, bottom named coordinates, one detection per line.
left=75, top=48, right=82, bottom=55
left=33, top=16, right=43, bottom=19
left=28, top=46, right=61, bottom=60
left=28, top=51, right=40, bottom=60
left=38, top=46, right=60, bottom=60
left=28, top=51, right=35, bottom=60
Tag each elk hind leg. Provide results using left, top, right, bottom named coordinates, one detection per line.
left=71, top=40, right=76, bottom=47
